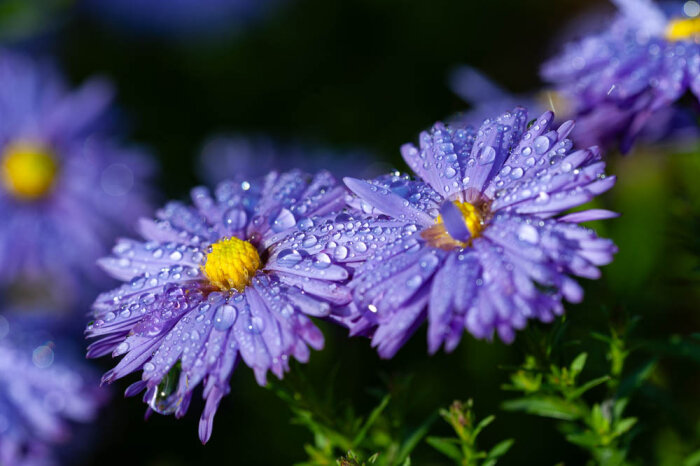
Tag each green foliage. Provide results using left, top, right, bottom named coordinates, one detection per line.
left=502, top=323, right=649, bottom=466
left=273, top=369, right=434, bottom=466
left=336, top=451, right=382, bottom=466
left=426, top=399, right=513, bottom=466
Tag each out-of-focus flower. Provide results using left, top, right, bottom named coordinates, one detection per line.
left=0, top=313, right=105, bottom=466
left=341, top=108, right=618, bottom=358
left=198, top=134, right=383, bottom=186
left=451, top=65, right=697, bottom=152
left=448, top=66, right=559, bottom=127
left=83, top=0, right=284, bottom=38
left=542, top=0, right=700, bottom=151
left=0, top=51, right=155, bottom=306
left=86, top=170, right=381, bottom=443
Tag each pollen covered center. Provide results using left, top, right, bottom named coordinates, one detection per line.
left=202, top=237, right=261, bottom=292
left=1, top=141, right=58, bottom=200
left=665, top=16, right=700, bottom=41
left=422, top=200, right=485, bottom=250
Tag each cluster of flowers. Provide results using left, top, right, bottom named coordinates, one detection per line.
left=0, top=0, right=699, bottom=463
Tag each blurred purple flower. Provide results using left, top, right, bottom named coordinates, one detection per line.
left=83, top=0, right=284, bottom=38
left=341, top=108, right=618, bottom=358
left=542, top=0, right=700, bottom=151
left=86, top=170, right=379, bottom=443
left=198, top=134, right=383, bottom=186
left=450, top=65, right=697, bottom=152
left=448, top=66, right=553, bottom=127
left=0, top=51, right=155, bottom=306
left=0, top=313, right=105, bottom=466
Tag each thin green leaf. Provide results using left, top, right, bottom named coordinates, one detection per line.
left=502, top=396, right=584, bottom=421
left=352, top=394, right=391, bottom=446
left=426, top=436, right=462, bottom=461
left=567, top=375, right=611, bottom=400
left=473, top=415, right=495, bottom=438
left=487, top=439, right=514, bottom=459
left=613, top=417, right=637, bottom=437
left=395, top=412, right=438, bottom=463
left=570, top=353, right=588, bottom=377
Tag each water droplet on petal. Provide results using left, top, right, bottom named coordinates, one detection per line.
left=510, top=167, right=524, bottom=179
left=333, top=245, right=349, bottom=260
left=277, top=249, right=303, bottom=267
left=148, top=363, right=182, bottom=415
left=478, top=145, right=496, bottom=164
left=517, top=224, right=540, bottom=244
left=213, top=304, right=237, bottom=331
left=223, top=208, right=247, bottom=230
left=312, top=253, right=332, bottom=269
left=533, top=136, right=551, bottom=155
left=406, top=275, right=422, bottom=289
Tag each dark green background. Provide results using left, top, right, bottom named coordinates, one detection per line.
left=6, top=0, right=700, bottom=464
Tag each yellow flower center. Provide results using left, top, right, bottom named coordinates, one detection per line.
left=422, top=201, right=485, bottom=250
left=1, top=141, right=58, bottom=200
left=202, top=237, right=261, bottom=292
left=665, top=16, right=700, bottom=41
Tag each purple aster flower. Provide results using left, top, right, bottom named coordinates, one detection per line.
left=0, top=313, right=105, bottom=466
left=542, top=0, right=700, bottom=151
left=86, top=170, right=376, bottom=443
left=0, top=50, right=155, bottom=306
left=198, top=134, right=383, bottom=186
left=448, top=66, right=562, bottom=127
left=341, top=108, right=618, bottom=358
left=450, top=65, right=698, bottom=151
left=83, top=0, right=284, bottom=38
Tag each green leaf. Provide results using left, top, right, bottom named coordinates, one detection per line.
left=617, top=359, right=657, bottom=398
left=426, top=436, right=462, bottom=461
left=352, top=394, right=391, bottom=446
left=395, top=412, right=438, bottom=463
left=613, top=398, right=629, bottom=419
left=684, top=448, right=700, bottom=466
left=473, top=415, right=495, bottom=438
left=565, top=431, right=601, bottom=448
left=502, top=396, right=584, bottom=421
left=568, top=376, right=611, bottom=400
left=612, top=417, right=637, bottom=437
left=590, top=404, right=610, bottom=433
left=570, top=353, right=588, bottom=377
left=487, top=439, right=514, bottom=459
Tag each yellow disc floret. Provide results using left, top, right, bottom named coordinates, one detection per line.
left=437, top=201, right=484, bottom=238
left=665, top=16, right=700, bottom=41
left=1, top=141, right=58, bottom=200
left=422, top=200, right=486, bottom=250
left=202, top=236, right=261, bottom=292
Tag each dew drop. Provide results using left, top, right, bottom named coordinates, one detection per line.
left=533, top=136, right=551, bottom=155
left=213, top=304, right=237, bottom=331
left=312, top=253, right=332, bottom=269
left=517, top=224, right=540, bottom=244
left=223, top=208, right=247, bottom=230
left=334, top=245, right=349, bottom=260
left=148, top=363, right=182, bottom=415
left=478, top=145, right=496, bottom=164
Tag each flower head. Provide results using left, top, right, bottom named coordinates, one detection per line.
left=0, top=313, right=105, bottom=466
left=87, top=170, right=377, bottom=443
left=542, top=0, right=700, bottom=151
left=0, top=51, right=155, bottom=305
left=342, top=108, right=618, bottom=358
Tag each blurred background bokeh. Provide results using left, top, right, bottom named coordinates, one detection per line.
left=2, top=0, right=699, bottom=464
